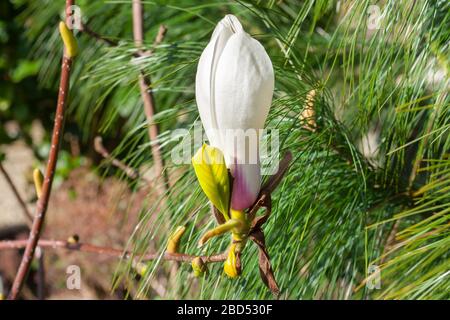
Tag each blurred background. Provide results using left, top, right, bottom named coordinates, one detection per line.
left=0, top=0, right=448, bottom=299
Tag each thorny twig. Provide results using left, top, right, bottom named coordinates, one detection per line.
left=7, top=0, right=76, bottom=300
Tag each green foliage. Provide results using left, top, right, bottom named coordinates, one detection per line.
left=17, top=0, right=449, bottom=299
left=0, top=1, right=49, bottom=144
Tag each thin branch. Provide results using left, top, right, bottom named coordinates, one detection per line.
left=0, top=163, right=47, bottom=298
left=132, top=0, right=169, bottom=193
left=94, top=136, right=140, bottom=180
left=80, top=22, right=157, bottom=58
left=0, top=162, right=33, bottom=223
left=79, top=22, right=118, bottom=46
left=8, top=0, right=76, bottom=300
left=0, top=239, right=226, bottom=263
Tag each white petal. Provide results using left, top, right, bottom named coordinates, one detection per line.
left=215, top=32, right=274, bottom=209
left=195, top=20, right=234, bottom=149
left=214, top=32, right=274, bottom=166
left=212, top=14, right=243, bottom=39
left=214, top=32, right=274, bottom=133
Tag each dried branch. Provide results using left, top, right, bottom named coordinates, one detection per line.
left=0, top=162, right=33, bottom=223
left=94, top=136, right=140, bottom=180
left=8, top=0, right=76, bottom=300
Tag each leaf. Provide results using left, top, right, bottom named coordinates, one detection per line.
left=192, top=144, right=230, bottom=220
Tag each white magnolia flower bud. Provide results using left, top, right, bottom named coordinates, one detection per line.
left=195, top=15, right=274, bottom=210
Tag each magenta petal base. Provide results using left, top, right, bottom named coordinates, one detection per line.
left=230, top=163, right=261, bottom=210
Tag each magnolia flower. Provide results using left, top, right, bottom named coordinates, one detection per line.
left=195, top=14, right=274, bottom=211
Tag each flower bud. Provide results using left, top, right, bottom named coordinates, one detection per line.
left=166, top=226, right=186, bottom=253
left=33, top=168, right=44, bottom=198
left=59, top=21, right=78, bottom=58
left=224, top=243, right=240, bottom=278
left=195, top=15, right=274, bottom=211
left=191, top=257, right=207, bottom=277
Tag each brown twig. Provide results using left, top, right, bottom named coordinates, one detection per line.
left=80, top=22, right=156, bottom=58
left=79, top=22, right=118, bottom=46
left=0, top=162, right=33, bottom=223
left=8, top=0, right=75, bottom=300
left=0, top=239, right=226, bottom=263
left=80, top=5, right=168, bottom=189
left=94, top=136, right=140, bottom=180
left=132, top=0, right=169, bottom=193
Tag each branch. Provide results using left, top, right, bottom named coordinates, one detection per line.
left=0, top=165, right=47, bottom=298
left=8, top=0, right=76, bottom=300
left=80, top=22, right=158, bottom=58
left=0, top=162, right=33, bottom=223
left=0, top=239, right=226, bottom=263
left=132, top=0, right=168, bottom=193
left=79, top=22, right=118, bottom=46
left=94, top=136, right=140, bottom=180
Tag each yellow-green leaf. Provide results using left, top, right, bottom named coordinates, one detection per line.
left=192, top=144, right=230, bottom=220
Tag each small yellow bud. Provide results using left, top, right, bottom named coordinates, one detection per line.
left=133, top=262, right=148, bottom=277
left=166, top=226, right=186, bottom=253
left=67, top=234, right=79, bottom=244
left=33, top=168, right=44, bottom=198
left=59, top=21, right=78, bottom=58
left=191, top=257, right=207, bottom=277
left=224, top=243, right=240, bottom=278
